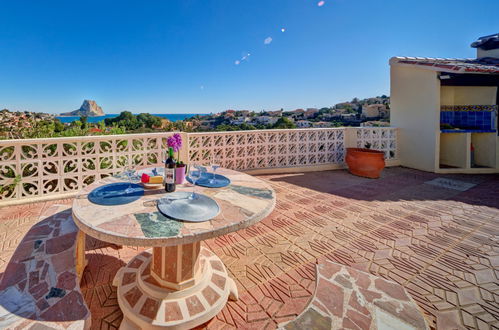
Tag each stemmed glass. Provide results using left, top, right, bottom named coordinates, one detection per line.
left=210, top=155, right=221, bottom=184
left=123, top=157, right=137, bottom=194
left=188, top=163, right=202, bottom=200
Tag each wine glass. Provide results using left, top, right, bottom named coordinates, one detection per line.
left=123, top=157, right=137, bottom=194
left=188, top=163, right=202, bottom=200
left=210, top=155, right=221, bottom=184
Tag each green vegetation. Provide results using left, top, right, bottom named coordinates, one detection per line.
left=104, top=111, right=162, bottom=131
left=272, top=117, right=296, bottom=129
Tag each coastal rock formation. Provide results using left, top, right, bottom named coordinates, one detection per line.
left=60, top=100, right=105, bottom=117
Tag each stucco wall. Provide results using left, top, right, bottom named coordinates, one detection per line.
left=390, top=65, right=440, bottom=171
left=440, top=86, right=498, bottom=105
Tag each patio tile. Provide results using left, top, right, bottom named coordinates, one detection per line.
left=1, top=167, right=498, bottom=329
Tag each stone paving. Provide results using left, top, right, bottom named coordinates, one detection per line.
left=0, top=167, right=498, bottom=329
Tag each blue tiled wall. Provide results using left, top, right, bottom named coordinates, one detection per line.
left=440, top=111, right=495, bottom=130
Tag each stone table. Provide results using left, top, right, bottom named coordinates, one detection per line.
left=72, top=168, right=275, bottom=329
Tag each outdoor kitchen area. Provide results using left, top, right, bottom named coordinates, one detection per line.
left=390, top=33, right=499, bottom=174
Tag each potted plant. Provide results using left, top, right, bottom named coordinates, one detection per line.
left=345, top=142, right=386, bottom=179
left=167, top=133, right=186, bottom=184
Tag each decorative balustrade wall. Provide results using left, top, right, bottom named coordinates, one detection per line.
left=188, top=128, right=347, bottom=171
left=0, top=133, right=173, bottom=202
left=0, top=127, right=398, bottom=203
left=354, top=127, right=398, bottom=160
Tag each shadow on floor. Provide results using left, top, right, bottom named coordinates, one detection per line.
left=264, top=166, right=499, bottom=209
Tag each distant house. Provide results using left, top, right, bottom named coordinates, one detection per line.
left=153, top=118, right=171, bottom=130
left=296, top=120, right=312, bottom=128
left=254, top=116, right=278, bottom=125
left=304, top=108, right=319, bottom=119
left=231, top=116, right=251, bottom=125
left=362, top=104, right=387, bottom=119
left=266, top=110, right=283, bottom=117
left=312, top=121, right=330, bottom=128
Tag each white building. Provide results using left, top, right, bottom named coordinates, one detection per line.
left=230, top=117, right=251, bottom=125
left=254, top=116, right=278, bottom=125
left=362, top=104, right=387, bottom=119
left=296, top=120, right=312, bottom=128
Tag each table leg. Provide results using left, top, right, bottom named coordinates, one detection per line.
left=113, top=243, right=238, bottom=329
left=75, top=230, right=87, bottom=282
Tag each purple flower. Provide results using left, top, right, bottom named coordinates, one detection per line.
left=167, top=133, right=182, bottom=152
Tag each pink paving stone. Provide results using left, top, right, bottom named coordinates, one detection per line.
left=28, top=270, right=40, bottom=289
left=211, top=273, right=226, bottom=291
left=24, top=224, right=53, bottom=241
left=210, top=260, right=224, bottom=272
left=0, top=262, right=26, bottom=290
left=202, top=285, right=221, bottom=306
left=51, top=249, right=75, bottom=273
left=36, top=298, right=50, bottom=311
left=40, top=263, right=50, bottom=278
left=18, top=280, right=27, bottom=291
left=128, top=258, right=144, bottom=269
left=346, top=309, right=372, bottom=329
left=122, top=272, right=137, bottom=286
left=124, top=286, right=143, bottom=308
left=348, top=291, right=369, bottom=315
left=140, top=297, right=160, bottom=320
left=45, top=232, right=77, bottom=255
left=186, top=295, right=205, bottom=317
left=373, top=299, right=427, bottom=329
left=374, top=278, right=410, bottom=301
left=165, top=301, right=183, bottom=322
left=29, top=281, right=49, bottom=300
left=142, top=263, right=151, bottom=276
left=358, top=288, right=382, bottom=303
left=347, top=267, right=372, bottom=290
left=343, top=317, right=362, bottom=330
left=315, top=278, right=344, bottom=318
left=40, top=290, right=88, bottom=322
left=56, top=271, right=76, bottom=290
left=318, top=261, right=342, bottom=279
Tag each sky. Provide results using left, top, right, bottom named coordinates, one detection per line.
left=1, top=0, right=498, bottom=115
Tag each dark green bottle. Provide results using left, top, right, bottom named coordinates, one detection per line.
left=164, top=147, right=176, bottom=193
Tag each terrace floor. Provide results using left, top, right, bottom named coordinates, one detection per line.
left=0, top=167, right=498, bottom=329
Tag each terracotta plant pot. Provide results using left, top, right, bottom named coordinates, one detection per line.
left=175, top=165, right=186, bottom=184
left=345, top=148, right=385, bottom=179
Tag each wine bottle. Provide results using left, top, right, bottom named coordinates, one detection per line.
left=164, top=147, right=176, bottom=193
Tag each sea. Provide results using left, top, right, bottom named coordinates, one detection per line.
left=56, top=113, right=204, bottom=124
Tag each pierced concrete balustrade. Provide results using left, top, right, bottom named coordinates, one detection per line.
left=0, top=127, right=398, bottom=204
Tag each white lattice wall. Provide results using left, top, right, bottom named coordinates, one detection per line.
left=0, top=127, right=398, bottom=203
left=0, top=133, right=174, bottom=202
left=354, top=127, right=398, bottom=160
left=188, top=128, right=346, bottom=170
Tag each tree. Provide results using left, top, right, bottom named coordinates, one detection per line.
left=273, top=117, right=296, bottom=129
left=80, top=116, right=88, bottom=129
left=54, top=119, right=65, bottom=133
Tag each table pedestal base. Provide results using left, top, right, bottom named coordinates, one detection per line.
left=113, top=247, right=238, bottom=329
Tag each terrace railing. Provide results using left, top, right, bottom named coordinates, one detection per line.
left=0, top=127, right=398, bottom=204
left=188, top=128, right=347, bottom=171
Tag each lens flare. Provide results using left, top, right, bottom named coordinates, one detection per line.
left=317, top=1, right=325, bottom=6
left=234, top=60, right=240, bottom=65
left=281, top=28, right=286, bottom=32
left=264, top=37, right=273, bottom=45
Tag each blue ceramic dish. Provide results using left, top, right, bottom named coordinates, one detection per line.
left=186, top=172, right=231, bottom=188
left=88, top=183, right=144, bottom=206
left=157, top=191, right=220, bottom=222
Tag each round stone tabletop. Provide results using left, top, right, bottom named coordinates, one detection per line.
left=72, top=168, right=276, bottom=247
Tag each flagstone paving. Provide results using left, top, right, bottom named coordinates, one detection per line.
left=0, top=167, right=498, bottom=329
